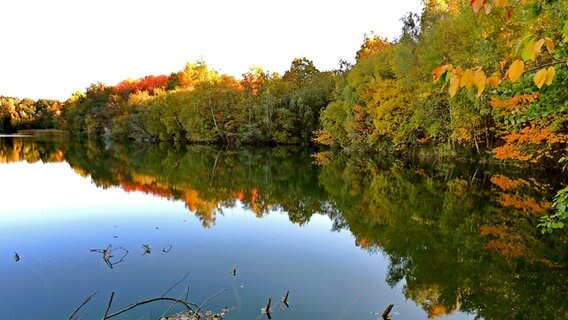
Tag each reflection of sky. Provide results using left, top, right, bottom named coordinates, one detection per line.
left=0, top=162, right=474, bottom=320
left=0, top=162, right=171, bottom=215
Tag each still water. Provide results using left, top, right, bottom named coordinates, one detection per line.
left=0, top=137, right=567, bottom=320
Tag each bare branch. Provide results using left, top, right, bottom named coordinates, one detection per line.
left=196, top=288, right=227, bottom=315
left=161, top=272, right=190, bottom=298
left=102, top=291, right=115, bottom=320
left=69, top=291, right=99, bottom=320
left=103, top=297, right=197, bottom=319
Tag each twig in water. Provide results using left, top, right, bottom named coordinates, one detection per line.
left=162, top=244, right=173, bottom=253
left=196, top=288, right=227, bottom=315
left=281, top=291, right=290, bottom=308
left=103, top=296, right=197, bottom=319
left=142, top=244, right=152, bottom=256
left=159, top=284, right=191, bottom=319
left=68, top=290, right=99, bottom=320
left=262, top=298, right=272, bottom=319
left=381, top=304, right=394, bottom=320
left=102, top=291, right=115, bottom=319
left=90, top=245, right=129, bottom=269
left=161, top=272, right=190, bottom=297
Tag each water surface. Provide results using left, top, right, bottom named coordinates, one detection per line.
left=0, top=137, right=567, bottom=320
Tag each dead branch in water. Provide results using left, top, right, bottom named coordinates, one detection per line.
left=382, top=304, right=394, bottom=320
left=196, top=288, right=228, bottom=315
left=90, top=244, right=129, bottom=269
left=101, top=293, right=197, bottom=319
left=161, top=271, right=191, bottom=297
left=68, top=290, right=99, bottom=320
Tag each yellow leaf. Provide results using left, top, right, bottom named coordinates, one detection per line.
left=509, top=60, right=524, bottom=83
left=486, top=71, right=501, bottom=88
left=545, top=67, right=555, bottom=85
left=534, top=68, right=547, bottom=89
left=494, top=0, right=509, bottom=8
left=534, top=38, right=545, bottom=54
left=473, top=69, right=486, bottom=97
left=522, top=39, right=536, bottom=61
left=471, top=0, right=485, bottom=13
left=460, top=69, right=474, bottom=90
left=544, top=37, right=555, bottom=53
left=449, top=68, right=463, bottom=97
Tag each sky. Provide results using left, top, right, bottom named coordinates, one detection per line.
left=0, top=0, right=423, bottom=101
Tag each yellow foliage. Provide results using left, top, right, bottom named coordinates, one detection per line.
left=459, top=68, right=474, bottom=90
left=311, top=151, right=334, bottom=166
left=508, top=60, right=524, bottom=82
left=312, top=129, right=335, bottom=146
left=534, top=68, right=547, bottom=88
left=545, top=66, right=555, bottom=85
left=494, top=0, right=509, bottom=8
left=533, top=38, right=545, bottom=55
left=486, top=71, right=501, bottom=88
left=448, top=67, right=463, bottom=97
left=544, top=37, right=555, bottom=53
left=471, top=0, right=485, bottom=13
left=473, top=69, right=486, bottom=97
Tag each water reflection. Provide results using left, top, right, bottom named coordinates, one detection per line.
left=1, top=137, right=567, bottom=319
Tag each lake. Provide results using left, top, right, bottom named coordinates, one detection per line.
left=0, top=137, right=567, bottom=320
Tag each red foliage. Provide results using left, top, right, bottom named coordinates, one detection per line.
left=115, top=75, right=169, bottom=96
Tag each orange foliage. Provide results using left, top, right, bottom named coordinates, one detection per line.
left=485, top=239, right=526, bottom=258
left=493, top=126, right=568, bottom=162
left=182, top=190, right=218, bottom=228
left=490, top=175, right=529, bottom=191
left=240, top=72, right=265, bottom=96
left=480, top=224, right=526, bottom=258
left=498, top=193, right=550, bottom=214
left=121, top=182, right=174, bottom=200
left=489, top=93, right=539, bottom=112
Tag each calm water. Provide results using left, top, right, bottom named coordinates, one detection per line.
left=0, top=137, right=567, bottom=320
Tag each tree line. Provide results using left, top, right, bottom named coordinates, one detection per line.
left=1, top=0, right=566, bottom=162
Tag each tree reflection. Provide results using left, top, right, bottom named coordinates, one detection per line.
left=1, top=137, right=567, bottom=319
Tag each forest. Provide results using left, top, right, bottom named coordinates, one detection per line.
left=0, top=1, right=566, bottom=220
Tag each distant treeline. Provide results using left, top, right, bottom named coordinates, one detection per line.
left=2, top=0, right=567, bottom=163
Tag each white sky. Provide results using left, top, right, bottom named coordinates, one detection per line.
left=0, top=0, right=423, bottom=101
